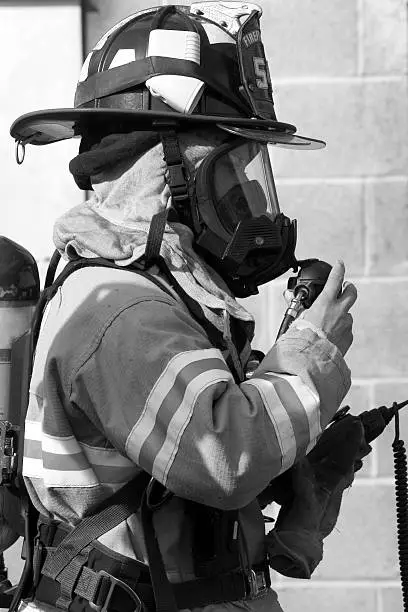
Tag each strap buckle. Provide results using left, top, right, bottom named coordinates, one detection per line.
left=246, top=569, right=269, bottom=599
left=166, top=163, right=189, bottom=202
left=89, top=570, right=143, bottom=612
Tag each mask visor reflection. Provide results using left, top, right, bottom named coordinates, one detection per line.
left=212, top=141, right=280, bottom=234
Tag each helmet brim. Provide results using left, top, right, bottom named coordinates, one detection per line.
left=217, top=124, right=326, bottom=150
left=9, top=108, right=323, bottom=150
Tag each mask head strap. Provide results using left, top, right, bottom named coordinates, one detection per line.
left=144, top=124, right=190, bottom=266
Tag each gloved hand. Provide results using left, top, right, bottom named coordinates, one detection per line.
left=264, top=415, right=371, bottom=579
left=302, top=260, right=357, bottom=357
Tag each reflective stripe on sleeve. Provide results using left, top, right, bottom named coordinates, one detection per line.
left=270, top=372, right=321, bottom=454
left=242, top=371, right=320, bottom=473
left=126, top=348, right=233, bottom=484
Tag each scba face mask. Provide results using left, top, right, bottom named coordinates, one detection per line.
left=190, top=138, right=297, bottom=297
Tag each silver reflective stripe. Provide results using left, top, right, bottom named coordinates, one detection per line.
left=127, top=348, right=233, bottom=483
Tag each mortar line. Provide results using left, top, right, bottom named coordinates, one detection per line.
left=274, top=176, right=408, bottom=185
left=230, top=275, right=408, bottom=292
left=349, top=276, right=408, bottom=283
left=352, top=377, right=408, bottom=385
left=272, top=579, right=402, bottom=588
left=274, top=75, right=403, bottom=85
left=377, top=587, right=383, bottom=612
left=353, top=477, right=394, bottom=485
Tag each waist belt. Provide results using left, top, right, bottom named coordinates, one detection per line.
left=32, top=520, right=271, bottom=612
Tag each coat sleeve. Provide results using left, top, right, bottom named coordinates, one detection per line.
left=70, top=296, right=351, bottom=510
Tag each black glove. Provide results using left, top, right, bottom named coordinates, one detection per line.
left=264, top=415, right=372, bottom=578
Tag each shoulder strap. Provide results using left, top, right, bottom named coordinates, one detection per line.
left=153, top=257, right=247, bottom=383
left=44, top=253, right=176, bottom=301
left=33, top=254, right=177, bottom=347
left=45, top=253, right=233, bottom=370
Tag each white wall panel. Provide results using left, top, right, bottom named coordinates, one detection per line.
left=1, top=2, right=82, bottom=592
left=1, top=2, right=83, bottom=268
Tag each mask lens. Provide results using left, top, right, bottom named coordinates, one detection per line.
left=212, top=141, right=280, bottom=233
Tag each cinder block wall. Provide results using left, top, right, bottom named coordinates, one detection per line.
left=246, top=1, right=408, bottom=610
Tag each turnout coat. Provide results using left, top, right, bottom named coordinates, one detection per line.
left=21, top=263, right=351, bottom=612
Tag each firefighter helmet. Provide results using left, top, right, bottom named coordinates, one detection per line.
left=10, top=2, right=325, bottom=150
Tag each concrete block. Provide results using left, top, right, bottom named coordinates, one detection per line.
left=374, top=383, right=408, bottom=477
left=380, top=587, right=404, bottom=612
left=344, top=385, right=374, bottom=478
left=366, top=178, right=408, bottom=276
left=274, top=181, right=365, bottom=275
left=346, top=279, right=408, bottom=378
left=345, top=384, right=371, bottom=414
left=260, top=0, right=358, bottom=77
left=276, top=585, right=376, bottom=612
left=311, top=484, right=399, bottom=579
left=362, top=0, right=407, bottom=75
left=271, top=79, right=408, bottom=178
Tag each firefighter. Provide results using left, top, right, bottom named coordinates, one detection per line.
left=10, top=3, right=357, bottom=611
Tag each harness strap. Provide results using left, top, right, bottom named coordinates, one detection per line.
left=140, top=491, right=178, bottom=612
left=41, top=254, right=246, bottom=383
left=41, top=472, right=150, bottom=582
left=55, top=545, right=92, bottom=611
left=34, top=531, right=270, bottom=611
left=39, top=471, right=150, bottom=611
left=174, top=571, right=248, bottom=608
left=39, top=480, right=178, bottom=612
